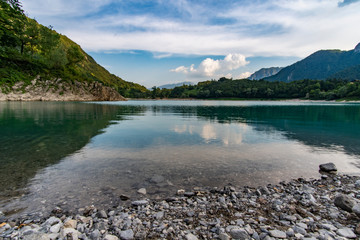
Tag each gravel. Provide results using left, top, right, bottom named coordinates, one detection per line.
left=1, top=164, right=360, bottom=239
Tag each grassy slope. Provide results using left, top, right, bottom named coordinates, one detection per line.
left=0, top=9, right=149, bottom=97
left=59, top=35, right=148, bottom=97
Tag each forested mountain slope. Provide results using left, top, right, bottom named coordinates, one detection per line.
left=265, top=44, right=360, bottom=82
left=0, top=0, right=149, bottom=100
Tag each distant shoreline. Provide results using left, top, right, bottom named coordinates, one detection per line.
left=126, top=98, right=360, bottom=102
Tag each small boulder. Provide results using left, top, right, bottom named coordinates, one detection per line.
left=104, top=234, right=119, bottom=240
left=334, top=194, right=356, bottom=212
left=120, top=195, right=130, bottom=201
left=97, top=210, right=108, bottom=219
left=60, top=228, right=80, bottom=240
left=219, top=233, right=230, bottom=240
left=337, top=227, right=357, bottom=238
left=137, top=188, right=147, bottom=195
left=319, top=163, right=337, bottom=173
left=64, top=219, right=77, bottom=229
left=230, top=228, right=250, bottom=239
left=269, top=229, right=287, bottom=239
left=120, top=229, right=134, bottom=240
left=352, top=203, right=360, bottom=217
left=185, top=233, right=198, bottom=240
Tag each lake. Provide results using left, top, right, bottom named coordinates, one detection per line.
left=1, top=100, right=360, bottom=217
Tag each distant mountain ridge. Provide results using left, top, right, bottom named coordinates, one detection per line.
left=158, top=81, right=194, bottom=89
left=265, top=43, right=360, bottom=82
left=249, top=67, right=283, bottom=80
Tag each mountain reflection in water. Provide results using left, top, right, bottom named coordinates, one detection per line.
left=0, top=100, right=359, bottom=217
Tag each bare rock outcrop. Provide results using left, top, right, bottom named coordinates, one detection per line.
left=0, top=78, right=126, bottom=101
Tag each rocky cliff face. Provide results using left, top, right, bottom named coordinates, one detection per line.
left=0, top=77, right=126, bottom=101
left=355, top=42, right=360, bottom=53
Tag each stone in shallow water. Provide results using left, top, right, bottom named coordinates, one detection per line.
left=334, top=194, right=355, bottom=212
left=120, top=195, right=130, bottom=201
left=97, top=210, right=108, bottom=219
left=337, top=227, right=357, bottom=239
left=184, top=192, right=195, bottom=197
left=319, top=163, right=337, bottom=173
left=137, top=188, right=146, bottom=195
left=150, top=175, right=165, bottom=184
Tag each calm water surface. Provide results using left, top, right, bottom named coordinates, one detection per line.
left=1, top=100, right=360, bottom=216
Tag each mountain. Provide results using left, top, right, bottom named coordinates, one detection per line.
left=158, top=81, right=194, bottom=89
left=265, top=43, right=360, bottom=82
left=0, top=1, right=149, bottom=100
left=249, top=67, right=283, bottom=80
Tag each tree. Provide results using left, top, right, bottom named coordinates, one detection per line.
left=66, top=45, right=84, bottom=65
left=0, top=0, right=25, bottom=52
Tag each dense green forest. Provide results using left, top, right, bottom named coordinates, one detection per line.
left=150, top=78, right=360, bottom=100
left=0, top=0, right=148, bottom=97
left=265, top=48, right=360, bottom=82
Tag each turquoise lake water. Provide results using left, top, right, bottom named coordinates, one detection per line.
left=1, top=100, right=360, bottom=216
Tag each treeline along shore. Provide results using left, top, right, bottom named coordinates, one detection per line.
left=148, top=78, right=360, bottom=101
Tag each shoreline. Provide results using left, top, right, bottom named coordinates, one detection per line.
left=126, top=98, right=360, bottom=102
left=1, top=164, right=360, bottom=239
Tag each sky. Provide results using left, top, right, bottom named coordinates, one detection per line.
left=22, top=0, right=360, bottom=88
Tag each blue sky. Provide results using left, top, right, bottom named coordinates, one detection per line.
left=23, top=0, right=360, bottom=87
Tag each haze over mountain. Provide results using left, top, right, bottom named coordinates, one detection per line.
left=249, top=67, right=283, bottom=80
left=158, top=82, right=194, bottom=89
left=265, top=43, right=360, bottom=82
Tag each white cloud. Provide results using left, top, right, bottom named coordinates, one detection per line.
left=22, top=0, right=360, bottom=57
left=153, top=53, right=173, bottom=59
left=224, top=73, right=233, bottom=79
left=171, top=66, right=188, bottom=74
left=237, top=72, right=252, bottom=79
left=170, top=54, right=249, bottom=78
left=221, top=54, right=249, bottom=70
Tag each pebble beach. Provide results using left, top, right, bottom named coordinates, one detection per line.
left=1, top=163, right=360, bottom=240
